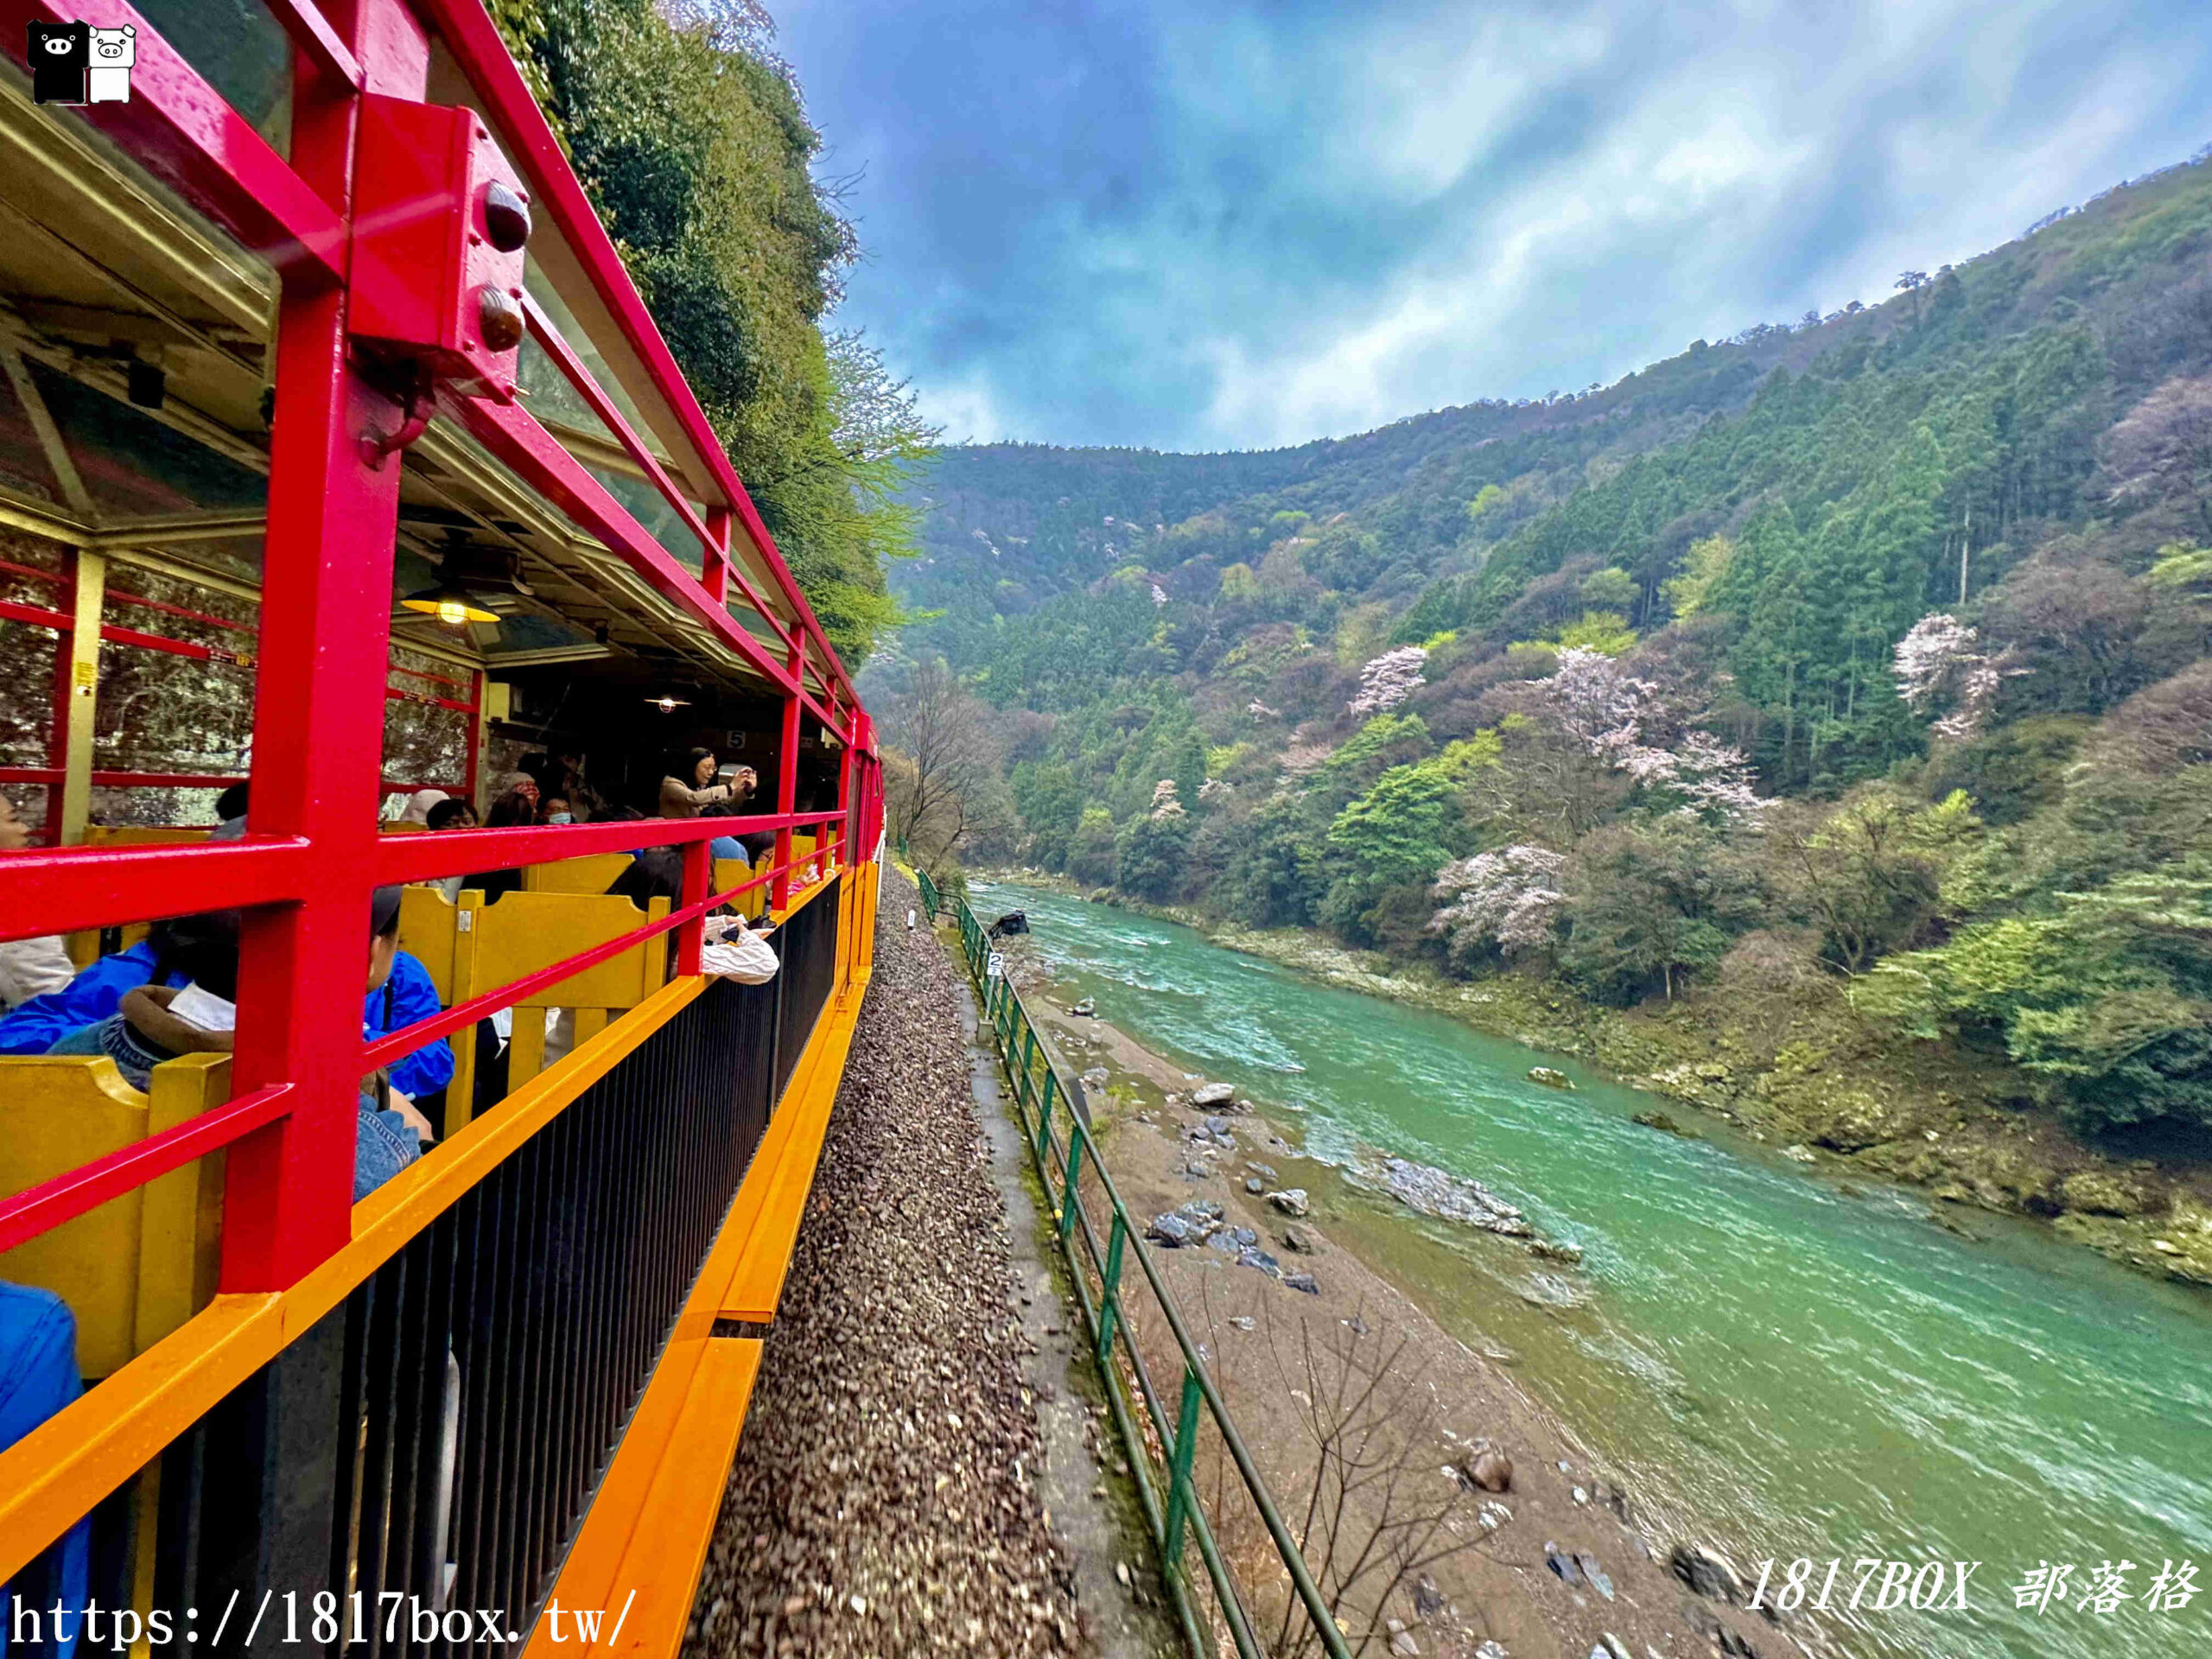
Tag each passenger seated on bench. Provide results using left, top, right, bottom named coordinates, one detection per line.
left=0, top=793, right=73, bottom=1011
left=0, top=1281, right=90, bottom=1659
left=207, top=780, right=250, bottom=842
left=3, top=912, right=454, bottom=1100
left=358, top=886, right=433, bottom=1198
left=42, top=910, right=241, bottom=1088
left=38, top=897, right=437, bottom=1201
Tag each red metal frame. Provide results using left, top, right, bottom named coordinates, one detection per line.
left=412, top=0, right=856, bottom=695
left=0, top=0, right=885, bottom=1300
left=0, top=0, right=345, bottom=279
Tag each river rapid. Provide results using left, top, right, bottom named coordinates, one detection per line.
left=971, top=879, right=2212, bottom=1659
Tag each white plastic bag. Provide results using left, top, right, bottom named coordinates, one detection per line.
left=702, top=916, right=779, bottom=984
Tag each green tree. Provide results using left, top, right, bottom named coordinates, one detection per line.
left=1321, top=735, right=1502, bottom=938
left=1118, top=810, right=1194, bottom=901
left=1066, top=807, right=1119, bottom=887
left=1853, top=856, right=2212, bottom=1130
left=1661, top=534, right=1732, bottom=619
left=1558, top=820, right=1764, bottom=1002
left=1009, top=761, right=1084, bottom=869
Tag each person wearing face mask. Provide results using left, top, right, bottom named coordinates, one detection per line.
left=543, top=796, right=574, bottom=824
left=0, top=794, right=73, bottom=1009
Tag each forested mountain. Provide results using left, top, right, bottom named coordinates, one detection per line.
left=882, top=149, right=2212, bottom=1148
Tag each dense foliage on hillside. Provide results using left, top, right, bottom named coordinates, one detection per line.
left=887, top=154, right=2212, bottom=1141
left=493, top=0, right=931, bottom=664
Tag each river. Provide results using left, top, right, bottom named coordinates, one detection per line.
left=971, top=879, right=2212, bottom=1659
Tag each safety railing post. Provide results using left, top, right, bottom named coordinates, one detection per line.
left=1036, top=1069, right=1056, bottom=1160
left=1096, top=1212, right=1127, bottom=1366
left=1058, top=1123, right=1085, bottom=1240
left=1162, top=1366, right=1204, bottom=1572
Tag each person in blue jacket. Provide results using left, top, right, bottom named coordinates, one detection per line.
left=0, top=1282, right=89, bottom=1659
left=0, top=907, right=454, bottom=1099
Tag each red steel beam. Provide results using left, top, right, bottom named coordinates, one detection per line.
left=264, top=0, right=364, bottom=90
left=0, top=837, right=315, bottom=941
left=409, top=0, right=858, bottom=699
left=0, top=0, right=345, bottom=281
left=450, top=393, right=848, bottom=741
left=0, top=1085, right=293, bottom=1255
left=216, top=0, right=430, bottom=1294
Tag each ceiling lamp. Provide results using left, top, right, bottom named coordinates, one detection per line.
left=401, top=579, right=500, bottom=627
left=647, top=694, right=692, bottom=714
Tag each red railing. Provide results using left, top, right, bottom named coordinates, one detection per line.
left=0, top=0, right=885, bottom=1296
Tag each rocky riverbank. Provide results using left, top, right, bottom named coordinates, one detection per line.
left=973, top=869, right=2212, bottom=1291
left=1002, top=952, right=1815, bottom=1659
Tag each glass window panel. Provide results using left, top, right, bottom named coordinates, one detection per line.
left=29, top=361, right=266, bottom=518
left=0, top=620, right=55, bottom=767
left=131, top=0, right=293, bottom=158
left=91, top=635, right=253, bottom=777
left=0, top=367, right=63, bottom=510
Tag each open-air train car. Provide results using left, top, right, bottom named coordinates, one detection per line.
left=0, top=3, right=882, bottom=1653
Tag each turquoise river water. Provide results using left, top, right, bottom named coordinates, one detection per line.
left=971, top=879, right=2212, bottom=1659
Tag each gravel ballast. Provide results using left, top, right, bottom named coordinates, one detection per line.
left=683, top=870, right=1086, bottom=1659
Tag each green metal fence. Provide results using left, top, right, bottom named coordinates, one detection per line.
left=941, top=890, right=1351, bottom=1659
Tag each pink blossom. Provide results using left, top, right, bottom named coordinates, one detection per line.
left=1348, top=645, right=1428, bottom=716
left=1892, top=613, right=2029, bottom=740
left=1427, top=846, right=1567, bottom=963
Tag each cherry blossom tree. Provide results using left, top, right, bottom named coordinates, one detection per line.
left=1891, top=613, right=2026, bottom=740
left=1348, top=645, right=1427, bottom=716
left=1149, top=778, right=1185, bottom=820
left=1427, top=846, right=1567, bottom=967
left=1515, top=646, right=1765, bottom=823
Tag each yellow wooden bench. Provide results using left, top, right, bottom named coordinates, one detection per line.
left=0, top=1052, right=229, bottom=1379
left=397, top=884, right=462, bottom=1005
left=714, top=858, right=767, bottom=920
left=445, top=891, right=671, bottom=1128
left=522, top=854, right=637, bottom=894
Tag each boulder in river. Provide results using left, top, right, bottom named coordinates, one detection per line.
left=1630, top=1109, right=1691, bottom=1135
left=1528, top=1238, right=1584, bottom=1265
left=1070, top=996, right=1096, bottom=1016
left=1369, top=1158, right=1531, bottom=1237
left=1280, top=1224, right=1321, bottom=1254
left=1268, top=1188, right=1311, bottom=1217
left=1245, top=1177, right=1265, bottom=1194
left=1463, top=1446, right=1512, bottom=1492
left=1670, top=1542, right=1745, bottom=1603
left=1192, top=1081, right=1236, bottom=1107
left=1528, top=1066, right=1573, bottom=1090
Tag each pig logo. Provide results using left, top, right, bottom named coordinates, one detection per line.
left=86, top=24, right=133, bottom=104
left=27, top=21, right=89, bottom=106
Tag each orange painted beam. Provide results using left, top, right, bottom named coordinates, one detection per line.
left=0, top=975, right=707, bottom=1585
left=518, top=1337, right=762, bottom=1659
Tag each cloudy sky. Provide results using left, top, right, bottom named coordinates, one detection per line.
left=770, top=0, right=2212, bottom=453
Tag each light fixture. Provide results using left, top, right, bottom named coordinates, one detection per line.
left=401, top=579, right=500, bottom=626
left=647, top=694, right=691, bottom=714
